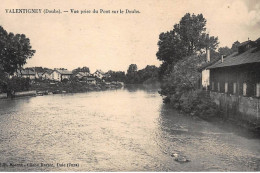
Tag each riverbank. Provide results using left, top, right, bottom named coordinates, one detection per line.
left=0, top=80, right=124, bottom=99
left=31, top=80, right=124, bottom=94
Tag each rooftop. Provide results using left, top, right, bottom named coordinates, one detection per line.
left=208, top=47, right=260, bottom=69
left=19, top=69, right=35, bottom=75
left=55, top=69, right=73, bottom=75
left=77, top=72, right=90, bottom=77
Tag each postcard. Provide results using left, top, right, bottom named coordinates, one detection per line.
left=0, top=0, right=259, bottom=172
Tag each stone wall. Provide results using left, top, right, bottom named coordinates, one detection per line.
left=210, top=91, right=260, bottom=125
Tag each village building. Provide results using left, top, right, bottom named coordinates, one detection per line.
left=50, top=69, right=73, bottom=82
left=14, top=69, right=36, bottom=80
left=206, top=38, right=260, bottom=124
left=35, top=72, right=44, bottom=79
left=74, top=72, right=96, bottom=84
left=75, top=72, right=91, bottom=80
left=33, top=67, right=45, bottom=79
left=198, top=49, right=221, bottom=89
left=93, top=70, right=105, bottom=79
left=41, top=70, right=53, bottom=80
left=208, top=40, right=259, bottom=97
left=86, top=77, right=96, bottom=85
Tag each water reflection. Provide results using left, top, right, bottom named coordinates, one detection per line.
left=0, top=87, right=259, bottom=171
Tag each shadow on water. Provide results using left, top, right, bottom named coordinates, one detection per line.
left=0, top=97, right=33, bottom=114
left=124, top=84, right=160, bottom=93
left=159, top=103, right=260, bottom=140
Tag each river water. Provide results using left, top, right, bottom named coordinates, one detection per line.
left=0, top=87, right=259, bottom=171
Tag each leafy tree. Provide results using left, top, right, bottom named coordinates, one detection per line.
left=159, top=54, right=220, bottom=117
left=136, top=65, right=159, bottom=83
left=126, top=64, right=138, bottom=84
left=160, top=54, right=203, bottom=100
left=218, top=41, right=241, bottom=57
left=0, top=26, right=35, bottom=75
left=105, top=71, right=126, bottom=82
left=231, top=41, right=240, bottom=52
left=72, top=66, right=90, bottom=74
left=125, top=64, right=159, bottom=84
left=127, top=64, right=137, bottom=74
left=218, top=46, right=233, bottom=56
left=156, top=13, right=219, bottom=77
left=156, top=13, right=222, bottom=117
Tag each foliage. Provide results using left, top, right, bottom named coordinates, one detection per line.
left=231, top=41, right=240, bottom=52
left=137, top=65, right=159, bottom=83
left=173, top=90, right=221, bottom=118
left=126, top=64, right=138, bottom=84
left=72, top=66, right=90, bottom=74
left=218, top=46, right=233, bottom=56
left=1, top=77, right=31, bottom=93
left=156, top=13, right=219, bottom=77
left=0, top=26, right=35, bottom=75
left=156, top=13, right=222, bottom=118
left=105, top=70, right=126, bottom=82
left=159, top=54, right=203, bottom=102
left=126, top=64, right=159, bottom=84
left=218, top=41, right=241, bottom=56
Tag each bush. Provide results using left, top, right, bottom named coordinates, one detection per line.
left=1, top=77, right=31, bottom=93
left=169, top=90, right=222, bottom=119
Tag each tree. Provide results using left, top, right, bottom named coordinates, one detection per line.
left=173, top=13, right=218, bottom=54
left=137, top=65, right=159, bottom=83
left=157, top=13, right=220, bottom=112
left=160, top=54, right=203, bottom=99
left=105, top=71, right=126, bottom=82
left=127, top=64, right=137, bottom=74
left=126, top=64, right=138, bottom=84
left=231, top=41, right=240, bottom=52
left=218, top=46, right=233, bottom=56
left=159, top=54, right=220, bottom=117
left=0, top=26, right=35, bottom=75
left=72, top=66, right=90, bottom=74
left=156, top=13, right=219, bottom=77
left=218, top=41, right=241, bottom=56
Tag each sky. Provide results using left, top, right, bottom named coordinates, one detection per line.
left=0, top=0, right=260, bottom=72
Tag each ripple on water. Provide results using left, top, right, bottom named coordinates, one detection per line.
left=0, top=89, right=260, bottom=171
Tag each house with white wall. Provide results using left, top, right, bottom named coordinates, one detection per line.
left=42, top=70, right=53, bottom=80
left=50, top=69, right=73, bottom=82
left=198, top=49, right=221, bottom=90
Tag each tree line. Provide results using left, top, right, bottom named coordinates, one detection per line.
left=99, top=64, right=159, bottom=84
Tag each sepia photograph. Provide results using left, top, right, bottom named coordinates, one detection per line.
left=0, top=0, right=260, bottom=171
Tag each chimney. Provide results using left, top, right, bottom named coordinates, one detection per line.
left=206, top=49, right=210, bottom=62
left=221, top=55, right=224, bottom=63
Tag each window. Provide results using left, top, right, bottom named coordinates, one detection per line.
left=243, top=83, right=247, bottom=96
left=225, top=82, right=228, bottom=93
left=233, top=83, right=237, bottom=94
left=217, top=82, right=220, bottom=92
left=212, top=82, right=214, bottom=91
left=256, top=83, right=260, bottom=97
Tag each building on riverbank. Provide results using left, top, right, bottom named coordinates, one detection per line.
left=75, top=72, right=91, bottom=79
left=207, top=38, right=260, bottom=125
left=14, top=69, right=36, bottom=79
left=50, top=69, right=73, bottom=82
left=198, top=49, right=221, bottom=90
left=42, top=70, right=53, bottom=80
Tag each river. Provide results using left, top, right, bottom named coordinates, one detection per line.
left=0, top=87, right=259, bottom=171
